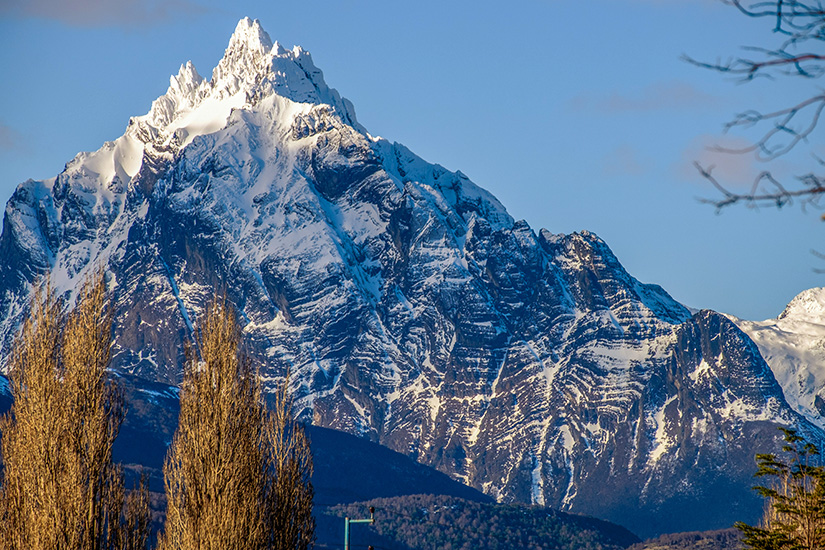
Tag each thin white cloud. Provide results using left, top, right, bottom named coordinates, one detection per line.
left=0, top=0, right=205, bottom=27
left=569, top=81, right=723, bottom=114
left=676, top=133, right=763, bottom=187
left=0, top=123, right=22, bottom=152
left=601, top=144, right=648, bottom=177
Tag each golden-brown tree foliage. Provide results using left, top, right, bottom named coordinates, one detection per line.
left=0, top=272, right=150, bottom=550
left=159, top=298, right=314, bottom=550
left=267, top=379, right=314, bottom=550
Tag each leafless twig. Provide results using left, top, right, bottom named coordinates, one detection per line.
left=690, top=0, right=825, bottom=209
left=695, top=161, right=825, bottom=209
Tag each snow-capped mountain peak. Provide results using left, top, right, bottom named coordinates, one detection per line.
left=170, top=61, right=206, bottom=101
left=227, top=16, right=273, bottom=53
left=146, top=61, right=209, bottom=130
left=732, top=287, right=825, bottom=427
left=778, top=287, right=825, bottom=323
left=211, top=17, right=276, bottom=101
left=207, top=17, right=357, bottom=123
left=131, top=17, right=359, bottom=154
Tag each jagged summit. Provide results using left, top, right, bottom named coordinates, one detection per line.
left=135, top=17, right=358, bottom=154
left=171, top=61, right=205, bottom=101
left=147, top=61, right=208, bottom=129
left=39, top=17, right=367, bottom=226
left=226, top=17, right=274, bottom=53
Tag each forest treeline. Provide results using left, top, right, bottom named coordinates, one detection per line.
left=316, top=494, right=641, bottom=550
left=0, top=272, right=314, bottom=550
left=626, top=529, right=742, bottom=550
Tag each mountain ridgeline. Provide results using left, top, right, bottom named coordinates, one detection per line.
left=0, top=18, right=817, bottom=538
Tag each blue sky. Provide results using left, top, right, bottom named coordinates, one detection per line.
left=1, top=0, right=823, bottom=320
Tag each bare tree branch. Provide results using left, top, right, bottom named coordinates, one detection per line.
left=684, top=52, right=825, bottom=80
left=718, top=94, right=825, bottom=159
left=690, top=0, right=825, bottom=209
left=695, top=162, right=825, bottom=210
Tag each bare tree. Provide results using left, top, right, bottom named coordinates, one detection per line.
left=0, top=272, right=150, bottom=550
left=267, top=378, right=315, bottom=550
left=687, top=0, right=825, bottom=209
left=159, top=297, right=314, bottom=550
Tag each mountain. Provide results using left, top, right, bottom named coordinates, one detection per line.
left=0, top=17, right=817, bottom=538
left=731, top=288, right=825, bottom=427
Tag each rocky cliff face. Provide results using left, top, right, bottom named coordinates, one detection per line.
left=0, top=18, right=816, bottom=537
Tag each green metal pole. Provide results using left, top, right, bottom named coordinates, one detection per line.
left=344, top=507, right=375, bottom=550
left=344, top=517, right=350, bottom=550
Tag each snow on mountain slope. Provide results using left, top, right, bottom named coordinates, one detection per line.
left=0, top=16, right=509, bottom=362
left=731, top=287, right=825, bottom=427
left=0, top=18, right=819, bottom=538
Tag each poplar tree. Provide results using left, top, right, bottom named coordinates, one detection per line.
left=267, top=377, right=315, bottom=550
left=0, top=272, right=149, bottom=550
left=159, top=297, right=314, bottom=550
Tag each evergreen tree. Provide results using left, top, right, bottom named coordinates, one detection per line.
left=159, top=297, right=314, bottom=550
left=0, top=272, right=150, bottom=550
left=736, top=428, right=825, bottom=550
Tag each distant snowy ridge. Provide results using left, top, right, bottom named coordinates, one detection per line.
left=731, top=287, right=825, bottom=427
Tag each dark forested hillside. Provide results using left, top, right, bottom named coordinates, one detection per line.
left=627, top=529, right=742, bottom=550
left=316, top=495, right=640, bottom=550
